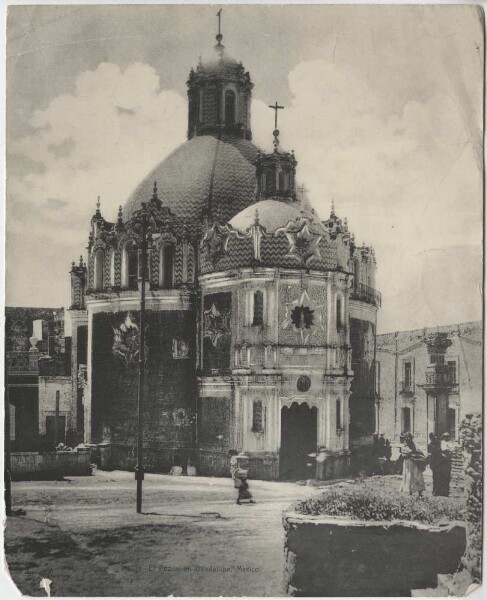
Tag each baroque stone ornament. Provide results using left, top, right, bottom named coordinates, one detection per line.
left=281, top=290, right=325, bottom=343
left=201, top=221, right=246, bottom=264
left=203, top=302, right=231, bottom=347
left=112, top=313, right=144, bottom=368
left=172, top=338, right=189, bottom=359
left=274, top=216, right=322, bottom=265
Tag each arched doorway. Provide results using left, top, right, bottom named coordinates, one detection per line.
left=280, top=402, right=317, bottom=480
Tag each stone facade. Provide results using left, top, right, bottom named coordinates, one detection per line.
left=376, top=321, right=482, bottom=456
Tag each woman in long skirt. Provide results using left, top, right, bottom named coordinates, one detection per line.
left=399, top=433, right=425, bottom=497
left=435, top=433, right=453, bottom=496
left=427, top=433, right=441, bottom=495
left=228, top=450, right=255, bottom=505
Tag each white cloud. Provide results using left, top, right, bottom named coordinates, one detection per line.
left=7, top=57, right=482, bottom=330
left=9, top=62, right=187, bottom=235
left=252, top=59, right=482, bottom=330
left=7, top=62, right=187, bottom=305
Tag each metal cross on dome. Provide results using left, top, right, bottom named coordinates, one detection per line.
left=269, top=101, right=284, bottom=148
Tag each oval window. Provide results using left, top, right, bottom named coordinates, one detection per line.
left=297, top=375, right=311, bottom=392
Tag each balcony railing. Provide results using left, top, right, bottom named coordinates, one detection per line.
left=351, top=283, right=382, bottom=307
left=422, top=365, right=457, bottom=390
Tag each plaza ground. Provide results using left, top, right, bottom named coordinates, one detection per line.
left=4, top=470, right=320, bottom=597
left=3, top=469, right=464, bottom=597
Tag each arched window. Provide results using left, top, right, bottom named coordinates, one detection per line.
left=278, top=170, right=289, bottom=194
left=160, top=244, right=175, bottom=289
left=127, top=244, right=138, bottom=290
left=94, top=249, right=104, bottom=291
left=253, top=291, right=264, bottom=326
left=336, top=398, right=342, bottom=430
left=353, top=258, right=360, bottom=291
left=225, top=90, right=236, bottom=127
left=252, top=400, right=264, bottom=433
left=109, top=250, right=116, bottom=286
left=265, top=170, right=275, bottom=196
left=336, top=296, right=343, bottom=330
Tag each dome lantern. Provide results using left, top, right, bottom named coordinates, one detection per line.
left=186, top=9, right=253, bottom=141
left=255, top=102, right=298, bottom=203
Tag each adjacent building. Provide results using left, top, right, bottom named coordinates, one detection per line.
left=5, top=308, right=74, bottom=451
left=376, top=321, right=482, bottom=455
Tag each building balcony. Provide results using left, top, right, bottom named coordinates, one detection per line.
left=420, top=365, right=458, bottom=392
left=350, top=283, right=382, bottom=307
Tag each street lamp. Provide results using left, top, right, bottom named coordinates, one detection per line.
left=129, top=189, right=159, bottom=514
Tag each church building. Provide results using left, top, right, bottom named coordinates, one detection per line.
left=68, top=26, right=380, bottom=480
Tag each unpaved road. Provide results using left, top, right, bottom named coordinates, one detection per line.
left=4, top=470, right=318, bottom=597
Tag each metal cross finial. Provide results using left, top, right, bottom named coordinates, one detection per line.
left=297, top=184, right=308, bottom=204
left=215, top=9, right=223, bottom=47
left=269, top=101, right=284, bottom=131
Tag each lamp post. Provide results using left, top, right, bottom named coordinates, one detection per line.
left=4, top=353, right=12, bottom=517
left=134, top=209, right=148, bottom=513
left=128, top=182, right=161, bottom=514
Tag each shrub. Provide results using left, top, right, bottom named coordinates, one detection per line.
left=459, top=412, right=482, bottom=582
left=295, top=487, right=465, bottom=525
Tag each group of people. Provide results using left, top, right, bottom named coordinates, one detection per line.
left=226, top=431, right=454, bottom=504
left=398, top=431, right=453, bottom=497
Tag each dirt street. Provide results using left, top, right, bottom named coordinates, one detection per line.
left=4, top=470, right=318, bottom=597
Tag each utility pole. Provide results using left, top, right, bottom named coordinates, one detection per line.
left=4, top=355, right=12, bottom=516
left=135, top=211, right=148, bottom=514
left=54, top=390, right=60, bottom=447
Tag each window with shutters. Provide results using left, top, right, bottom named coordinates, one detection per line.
left=402, top=407, right=411, bottom=434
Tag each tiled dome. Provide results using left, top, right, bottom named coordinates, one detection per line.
left=200, top=199, right=339, bottom=274
left=124, top=133, right=260, bottom=222
left=229, top=199, right=309, bottom=233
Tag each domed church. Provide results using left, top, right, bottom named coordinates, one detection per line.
left=68, top=25, right=380, bottom=480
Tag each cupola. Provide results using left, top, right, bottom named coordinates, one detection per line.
left=255, top=102, right=298, bottom=202
left=186, top=12, right=253, bottom=141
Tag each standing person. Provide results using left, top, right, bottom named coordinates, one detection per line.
left=436, top=433, right=453, bottom=497
left=228, top=450, right=255, bottom=505
left=315, top=447, right=327, bottom=480
left=399, top=433, right=426, bottom=497
left=395, top=433, right=406, bottom=474
left=427, top=433, right=441, bottom=495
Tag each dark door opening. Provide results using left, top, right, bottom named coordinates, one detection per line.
left=280, top=402, right=317, bottom=480
left=46, top=415, right=66, bottom=448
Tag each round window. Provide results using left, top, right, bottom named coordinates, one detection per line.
left=297, top=375, right=311, bottom=392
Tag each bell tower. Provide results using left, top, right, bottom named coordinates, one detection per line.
left=186, top=11, right=253, bottom=140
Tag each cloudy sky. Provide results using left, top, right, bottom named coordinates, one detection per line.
left=6, top=4, right=483, bottom=333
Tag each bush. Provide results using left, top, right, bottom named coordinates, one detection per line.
left=459, top=412, right=482, bottom=581
left=295, top=487, right=465, bottom=525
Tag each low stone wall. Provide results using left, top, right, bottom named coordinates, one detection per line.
left=11, top=451, right=92, bottom=480
left=318, top=451, right=351, bottom=480
left=283, top=512, right=466, bottom=597
left=101, top=443, right=194, bottom=473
